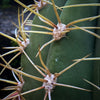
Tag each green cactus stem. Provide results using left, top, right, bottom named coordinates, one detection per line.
left=19, top=0, right=100, bottom=100
left=21, top=0, right=67, bottom=99
left=93, top=6, right=100, bottom=100
left=46, top=0, right=99, bottom=100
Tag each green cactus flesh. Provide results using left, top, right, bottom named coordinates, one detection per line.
left=93, top=7, right=100, bottom=100
left=46, top=0, right=99, bottom=100
left=21, top=0, right=99, bottom=100
left=21, top=0, right=67, bottom=100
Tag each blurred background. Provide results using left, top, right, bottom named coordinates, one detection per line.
left=0, top=0, right=35, bottom=99
left=0, top=0, right=34, bottom=7
left=0, top=0, right=35, bottom=35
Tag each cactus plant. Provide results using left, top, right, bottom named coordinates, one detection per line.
left=0, top=0, right=100, bottom=100
left=19, top=0, right=100, bottom=99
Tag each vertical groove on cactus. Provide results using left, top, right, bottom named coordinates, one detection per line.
left=93, top=6, right=100, bottom=100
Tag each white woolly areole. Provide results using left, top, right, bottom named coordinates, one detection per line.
left=14, top=28, right=30, bottom=49
left=53, top=23, right=67, bottom=40
left=19, top=39, right=30, bottom=52
left=43, top=74, right=57, bottom=92
left=21, top=38, right=30, bottom=48
left=17, top=81, right=24, bottom=93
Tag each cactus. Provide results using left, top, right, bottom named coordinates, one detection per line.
left=46, top=0, right=99, bottom=100
left=0, top=0, right=100, bottom=100
left=20, top=0, right=100, bottom=99
left=21, top=0, right=67, bottom=99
